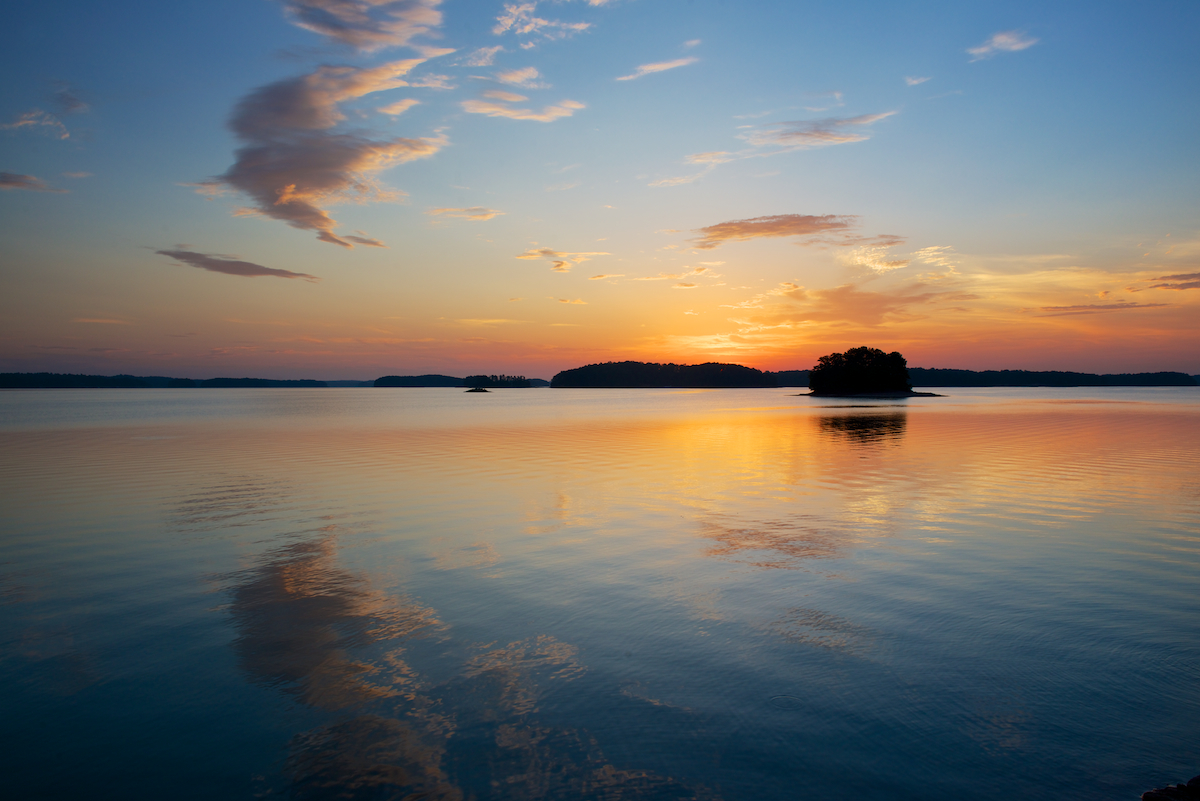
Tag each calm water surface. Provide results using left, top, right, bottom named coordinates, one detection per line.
left=1, top=387, right=1197, bottom=800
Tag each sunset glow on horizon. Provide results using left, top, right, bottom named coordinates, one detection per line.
left=2, top=0, right=1198, bottom=380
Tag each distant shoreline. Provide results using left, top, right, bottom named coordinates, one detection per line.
left=2, top=368, right=1197, bottom=390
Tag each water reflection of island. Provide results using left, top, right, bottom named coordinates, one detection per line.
left=199, top=480, right=720, bottom=800
left=818, top=412, right=907, bottom=445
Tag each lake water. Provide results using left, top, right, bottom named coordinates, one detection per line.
left=1, top=387, right=1197, bottom=800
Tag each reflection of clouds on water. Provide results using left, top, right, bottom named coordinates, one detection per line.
left=287, top=715, right=461, bottom=801
left=952, top=677, right=1030, bottom=756
left=698, top=515, right=852, bottom=570
left=431, top=541, right=499, bottom=572
left=818, top=412, right=907, bottom=445
left=202, top=477, right=718, bottom=799
left=463, top=635, right=586, bottom=716
left=229, top=534, right=444, bottom=710
left=172, top=475, right=295, bottom=533
left=766, top=607, right=875, bottom=656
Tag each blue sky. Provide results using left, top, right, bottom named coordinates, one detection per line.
left=2, top=0, right=1198, bottom=378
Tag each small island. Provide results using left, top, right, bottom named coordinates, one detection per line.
left=807, top=347, right=939, bottom=397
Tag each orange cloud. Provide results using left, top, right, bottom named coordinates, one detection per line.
left=205, top=60, right=445, bottom=247
left=692, top=214, right=856, bottom=250
left=462, top=97, right=584, bottom=122
left=377, top=98, right=419, bottom=116
left=516, top=247, right=609, bottom=272
left=494, top=66, right=546, bottom=87
left=616, top=57, right=698, bottom=81
left=426, top=207, right=505, bottom=221
left=281, top=0, right=444, bottom=52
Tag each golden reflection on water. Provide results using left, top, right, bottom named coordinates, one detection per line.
left=2, top=390, right=1198, bottom=799
left=195, top=475, right=720, bottom=800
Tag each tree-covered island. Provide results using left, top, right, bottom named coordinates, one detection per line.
left=550, top=361, right=776, bottom=388
left=808, top=347, right=926, bottom=396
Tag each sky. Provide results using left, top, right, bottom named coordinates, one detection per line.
left=2, top=0, right=1198, bottom=380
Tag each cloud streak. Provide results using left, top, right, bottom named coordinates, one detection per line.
left=1150, top=272, right=1200, bottom=291
left=426, top=206, right=505, bottom=220
left=1, top=109, right=69, bottom=139
left=739, top=112, right=896, bottom=151
left=968, top=30, right=1038, bottom=61
left=205, top=60, right=446, bottom=247
left=377, top=98, right=419, bottom=115
left=492, top=3, right=590, bottom=44
left=616, top=57, right=698, bottom=81
left=462, top=95, right=584, bottom=122
left=1035, top=301, right=1167, bottom=316
left=158, top=248, right=320, bottom=281
left=494, top=66, right=546, bottom=87
left=280, top=0, right=444, bottom=51
left=692, top=214, right=857, bottom=250
left=0, top=172, right=65, bottom=192
left=516, top=247, right=609, bottom=272
left=652, top=112, right=895, bottom=186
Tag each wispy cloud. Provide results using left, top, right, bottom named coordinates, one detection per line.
left=968, top=30, right=1038, bottom=61
left=462, top=95, right=584, bottom=122
left=1, top=109, right=69, bottom=139
left=483, top=89, right=528, bottom=102
left=202, top=60, right=445, bottom=247
left=53, top=82, right=90, bottom=114
left=516, top=247, right=609, bottom=272
left=803, top=91, right=844, bottom=112
left=1035, top=301, right=1166, bottom=317
left=589, top=273, right=624, bottom=280
left=426, top=206, right=505, bottom=220
left=462, top=45, right=503, bottom=66
left=633, top=266, right=715, bottom=281
left=905, top=76, right=931, bottom=86
left=157, top=248, right=320, bottom=281
left=838, top=245, right=909, bottom=274
left=683, top=39, right=701, bottom=49
left=377, top=98, right=419, bottom=115
left=407, top=73, right=454, bottom=89
left=492, top=3, right=590, bottom=45
left=725, top=280, right=946, bottom=328
left=673, top=282, right=697, bottom=289
left=692, top=214, right=856, bottom=250
left=651, top=112, right=895, bottom=187
left=557, top=297, right=587, bottom=304
left=344, top=234, right=387, bottom=247
left=616, top=57, right=698, bottom=81
left=0, top=172, right=65, bottom=192
left=280, top=0, right=444, bottom=51
left=495, top=66, right=546, bottom=87
left=1149, top=272, right=1200, bottom=291
left=739, top=112, right=896, bottom=150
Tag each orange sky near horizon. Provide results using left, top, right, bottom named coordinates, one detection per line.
left=2, top=0, right=1197, bottom=379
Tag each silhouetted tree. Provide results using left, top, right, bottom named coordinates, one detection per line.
left=808, top=347, right=911, bottom=395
